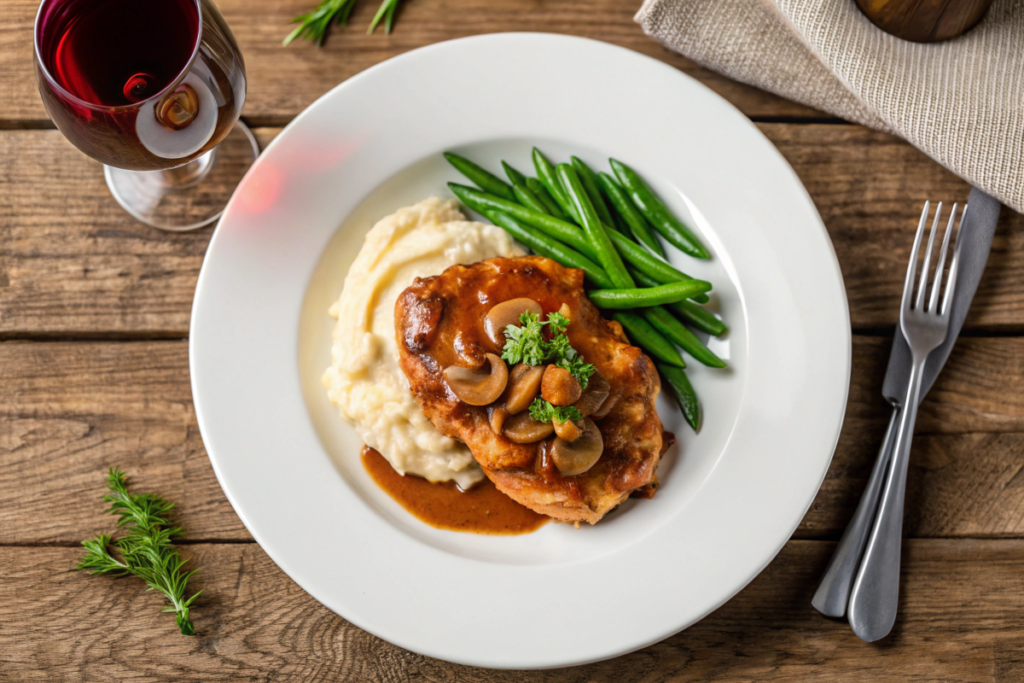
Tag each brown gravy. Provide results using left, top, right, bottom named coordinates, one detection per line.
left=361, top=447, right=549, bottom=535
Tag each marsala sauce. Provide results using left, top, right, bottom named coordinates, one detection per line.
left=361, top=447, right=549, bottom=535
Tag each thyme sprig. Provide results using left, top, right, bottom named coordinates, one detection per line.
left=284, top=0, right=402, bottom=46
left=77, top=468, right=202, bottom=636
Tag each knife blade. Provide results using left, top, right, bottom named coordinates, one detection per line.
left=812, top=187, right=1001, bottom=618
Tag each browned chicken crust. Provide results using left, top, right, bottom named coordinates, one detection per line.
left=395, top=256, right=664, bottom=524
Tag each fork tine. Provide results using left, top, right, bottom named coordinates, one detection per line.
left=903, top=202, right=930, bottom=311
left=941, top=204, right=967, bottom=316
left=916, top=202, right=942, bottom=310
left=928, top=203, right=958, bottom=312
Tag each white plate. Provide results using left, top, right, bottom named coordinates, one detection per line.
left=191, top=34, right=850, bottom=669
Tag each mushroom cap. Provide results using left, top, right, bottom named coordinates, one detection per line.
left=550, top=418, right=604, bottom=476
left=574, top=370, right=610, bottom=417
left=503, top=411, right=555, bottom=444
left=489, top=405, right=510, bottom=435
left=443, top=353, right=508, bottom=406
left=483, top=298, right=543, bottom=351
left=503, top=363, right=545, bottom=415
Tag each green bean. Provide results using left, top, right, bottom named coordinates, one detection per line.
left=448, top=183, right=597, bottom=260
left=612, top=312, right=685, bottom=367
left=589, top=281, right=713, bottom=309
left=557, top=164, right=634, bottom=289
left=511, top=182, right=551, bottom=216
left=610, top=158, right=710, bottom=259
left=483, top=211, right=613, bottom=288
left=597, top=171, right=665, bottom=258
left=659, top=363, right=700, bottom=430
left=532, top=148, right=580, bottom=223
left=526, top=177, right=567, bottom=220
left=443, top=152, right=516, bottom=202
left=631, top=268, right=717, bottom=324
left=607, top=229, right=704, bottom=299
left=672, top=299, right=728, bottom=337
left=501, top=161, right=527, bottom=187
left=643, top=307, right=726, bottom=368
left=571, top=157, right=615, bottom=229
left=452, top=182, right=710, bottom=311
left=626, top=266, right=708, bottom=309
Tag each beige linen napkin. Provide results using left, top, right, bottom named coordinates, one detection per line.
left=636, top=0, right=1024, bottom=212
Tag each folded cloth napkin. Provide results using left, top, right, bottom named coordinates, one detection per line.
left=636, top=0, right=1024, bottom=212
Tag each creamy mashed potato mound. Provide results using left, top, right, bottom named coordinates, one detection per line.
left=323, top=198, right=524, bottom=488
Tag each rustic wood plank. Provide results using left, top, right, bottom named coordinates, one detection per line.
left=6, top=337, right=1024, bottom=544
left=2, top=0, right=823, bottom=125
left=762, top=124, right=1024, bottom=331
left=2, top=539, right=1023, bottom=681
left=3, top=125, right=1022, bottom=336
left=0, top=128, right=278, bottom=338
left=0, top=340, right=249, bottom=542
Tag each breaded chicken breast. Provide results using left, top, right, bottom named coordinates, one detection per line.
left=395, top=255, right=664, bottom=524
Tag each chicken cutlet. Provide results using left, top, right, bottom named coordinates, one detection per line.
left=394, top=255, right=665, bottom=524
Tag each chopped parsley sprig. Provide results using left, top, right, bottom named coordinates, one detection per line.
left=529, top=397, right=582, bottom=424
left=501, top=310, right=595, bottom=389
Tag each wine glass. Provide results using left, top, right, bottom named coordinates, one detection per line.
left=33, top=0, right=257, bottom=231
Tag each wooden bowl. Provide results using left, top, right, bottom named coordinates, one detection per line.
left=856, top=0, right=994, bottom=42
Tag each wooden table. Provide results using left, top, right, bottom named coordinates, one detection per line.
left=3, top=1, right=1024, bottom=680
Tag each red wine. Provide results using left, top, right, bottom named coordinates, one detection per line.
left=35, top=0, right=245, bottom=171
left=43, top=0, right=199, bottom=107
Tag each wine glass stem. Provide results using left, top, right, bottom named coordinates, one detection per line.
left=159, top=148, right=216, bottom=188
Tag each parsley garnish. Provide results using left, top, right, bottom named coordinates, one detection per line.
left=529, top=397, right=583, bottom=424
left=501, top=310, right=595, bottom=389
left=501, top=311, right=550, bottom=367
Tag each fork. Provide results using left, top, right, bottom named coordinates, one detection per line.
left=846, top=202, right=963, bottom=642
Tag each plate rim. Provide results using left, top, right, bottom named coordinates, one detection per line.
left=190, top=32, right=852, bottom=669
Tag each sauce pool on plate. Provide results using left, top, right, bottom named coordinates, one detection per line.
left=361, top=447, right=549, bottom=534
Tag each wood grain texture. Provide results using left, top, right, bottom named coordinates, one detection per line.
left=2, top=0, right=823, bottom=125
left=3, top=125, right=1023, bottom=337
left=6, top=337, right=1024, bottom=544
left=3, top=540, right=1024, bottom=681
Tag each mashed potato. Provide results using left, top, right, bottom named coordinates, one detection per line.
left=322, top=198, right=525, bottom=488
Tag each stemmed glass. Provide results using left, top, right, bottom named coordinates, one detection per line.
left=33, top=0, right=257, bottom=231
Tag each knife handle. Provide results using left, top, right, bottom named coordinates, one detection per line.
left=811, top=407, right=899, bottom=617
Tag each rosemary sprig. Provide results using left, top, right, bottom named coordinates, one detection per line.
left=77, top=468, right=202, bottom=636
left=284, top=0, right=403, bottom=46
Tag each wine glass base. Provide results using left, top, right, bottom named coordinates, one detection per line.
left=104, top=122, right=259, bottom=232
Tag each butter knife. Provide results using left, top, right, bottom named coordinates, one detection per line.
left=812, top=187, right=1000, bottom=619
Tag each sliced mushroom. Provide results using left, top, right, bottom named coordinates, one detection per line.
left=502, top=363, right=545, bottom=415
left=553, top=418, right=583, bottom=442
left=489, top=405, right=510, bottom=435
left=503, top=411, right=555, bottom=444
left=541, top=365, right=582, bottom=406
left=574, top=371, right=610, bottom=416
left=443, top=353, right=508, bottom=406
left=550, top=418, right=604, bottom=476
left=592, top=392, right=619, bottom=419
left=483, top=298, right=543, bottom=350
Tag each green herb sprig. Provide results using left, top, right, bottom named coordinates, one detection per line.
left=77, top=468, right=202, bottom=636
left=284, top=0, right=402, bottom=46
left=501, top=310, right=595, bottom=389
left=529, top=397, right=582, bottom=424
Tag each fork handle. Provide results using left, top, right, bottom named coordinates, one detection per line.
left=811, top=407, right=899, bottom=617
left=847, top=356, right=926, bottom=641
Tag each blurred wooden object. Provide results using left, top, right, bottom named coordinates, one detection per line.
left=856, top=0, right=994, bottom=42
